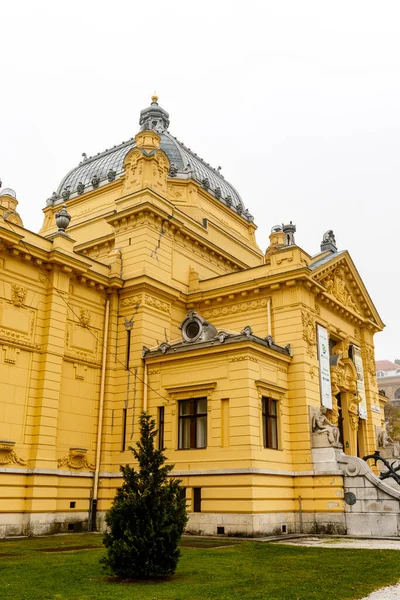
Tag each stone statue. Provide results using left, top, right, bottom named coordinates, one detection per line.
left=323, top=230, right=336, bottom=245
left=378, top=430, right=400, bottom=456
left=312, top=406, right=341, bottom=447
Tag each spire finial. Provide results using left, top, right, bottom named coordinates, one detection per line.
left=151, top=93, right=158, bottom=104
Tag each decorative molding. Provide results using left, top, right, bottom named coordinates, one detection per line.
left=11, top=284, right=27, bottom=307
left=148, top=368, right=160, bottom=375
left=0, top=301, right=39, bottom=351
left=121, top=295, right=142, bottom=308
left=301, top=310, right=316, bottom=358
left=203, top=298, right=268, bottom=320
left=74, top=363, right=87, bottom=380
left=165, top=381, right=217, bottom=404
left=144, top=294, right=170, bottom=314
left=3, top=345, right=20, bottom=364
left=57, top=448, right=95, bottom=471
left=0, top=441, right=27, bottom=466
left=255, top=379, right=286, bottom=401
left=65, top=322, right=100, bottom=365
left=229, top=355, right=259, bottom=363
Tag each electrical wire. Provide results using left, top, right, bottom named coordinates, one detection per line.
left=1, top=217, right=171, bottom=404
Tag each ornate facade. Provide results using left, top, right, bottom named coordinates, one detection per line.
left=0, top=97, right=389, bottom=537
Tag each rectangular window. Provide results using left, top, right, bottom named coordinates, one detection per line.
left=262, top=397, right=278, bottom=449
left=178, top=398, right=207, bottom=449
left=158, top=406, right=165, bottom=450
left=193, top=487, right=201, bottom=512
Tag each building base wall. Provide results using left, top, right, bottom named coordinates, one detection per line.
left=95, top=510, right=345, bottom=537
left=0, top=512, right=89, bottom=538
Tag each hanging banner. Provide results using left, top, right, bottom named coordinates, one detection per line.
left=352, top=346, right=368, bottom=420
left=317, top=325, right=332, bottom=409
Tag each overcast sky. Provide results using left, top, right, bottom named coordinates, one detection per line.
left=1, top=1, right=399, bottom=360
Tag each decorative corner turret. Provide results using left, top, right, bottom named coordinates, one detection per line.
left=0, top=188, right=24, bottom=227
left=265, top=225, right=286, bottom=257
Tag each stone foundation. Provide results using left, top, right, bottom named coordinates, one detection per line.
left=0, top=512, right=89, bottom=538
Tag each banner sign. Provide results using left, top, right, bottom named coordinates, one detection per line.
left=317, top=325, right=332, bottom=409
left=352, top=346, right=368, bottom=420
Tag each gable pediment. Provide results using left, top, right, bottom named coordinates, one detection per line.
left=311, top=253, right=383, bottom=329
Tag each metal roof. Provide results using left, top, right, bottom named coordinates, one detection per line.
left=49, top=97, right=252, bottom=221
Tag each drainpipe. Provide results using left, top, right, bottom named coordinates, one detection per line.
left=142, top=358, right=148, bottom=413
left=89, top=296, right=110, bottom=531
left=267, top=296, right=272, bottom=337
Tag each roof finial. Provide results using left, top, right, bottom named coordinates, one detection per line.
left=151, top=92, right=158, bottom=104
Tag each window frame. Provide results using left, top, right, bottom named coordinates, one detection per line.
left=262, top=396, right=279, bottom=450
left=178, top=397, right=207, bottom=450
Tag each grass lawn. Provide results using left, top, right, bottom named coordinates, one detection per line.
left=0, top=533, right=399, bottom=600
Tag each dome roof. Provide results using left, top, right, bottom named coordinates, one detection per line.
left=49, top=98, right=253, bottom=222
left=0, top=188, right=17, bottom=198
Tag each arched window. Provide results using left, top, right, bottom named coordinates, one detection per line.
left=395, top=388, right=400, bottom=400
left=377, top=371, right=384, bottom=377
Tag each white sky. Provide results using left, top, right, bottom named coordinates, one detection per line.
left=1, top=0, right=399, bottom=360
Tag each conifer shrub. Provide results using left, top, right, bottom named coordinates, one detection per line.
left=101, top=412, right=188, bottom=579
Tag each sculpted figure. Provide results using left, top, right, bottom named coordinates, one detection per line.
left=378, top=430, right=400, bottom=456
left=312, top=406, right=341, bottom=446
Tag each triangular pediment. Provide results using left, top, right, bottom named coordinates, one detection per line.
left=311, top=252, right=384, bottom=329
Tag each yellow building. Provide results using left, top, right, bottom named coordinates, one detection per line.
left=0, top=96, right=392, bottom=538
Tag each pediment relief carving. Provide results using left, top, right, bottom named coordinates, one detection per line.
left=319, top=266, right=362, bottom=315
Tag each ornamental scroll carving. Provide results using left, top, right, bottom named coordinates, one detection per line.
left=321, top=266, right=360, bottom=314
left=330, top=356, right=360, bottom=430
left=301, top=310, right=316, bottom=358
left=0, top=441, right=27, bottom=466
left=365, top=346, right=376, bottom=381
left=57, top=448, right=95, bottom=471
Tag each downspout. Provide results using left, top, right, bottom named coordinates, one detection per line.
left=267, top=296, right=272, bottom=337
left=90, top=296, right=110, bottom=530
left=142, top=358, right=148, bottom=413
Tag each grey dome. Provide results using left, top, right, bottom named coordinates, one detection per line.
left=0, top=188, right=17, bottom=198
left=50, top=99, right=252, bottom=221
